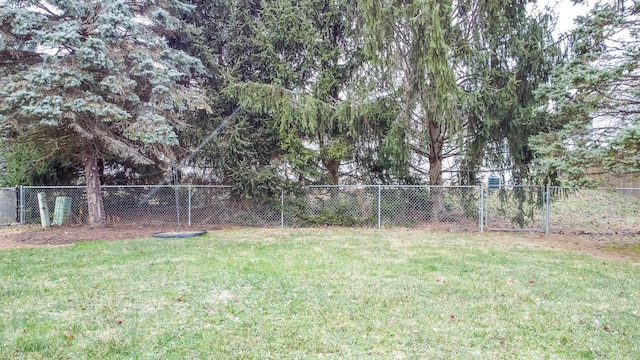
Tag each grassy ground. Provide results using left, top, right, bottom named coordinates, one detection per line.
left=550, top=189, right=640, bottom=233
left=1, top=228, right=639, bottom=359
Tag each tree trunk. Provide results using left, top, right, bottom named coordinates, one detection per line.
left=83, top=140, right=107, bottom=228
left=324, top=159, right=340, bottom=185
left=428, top=119, right=445, bottom=221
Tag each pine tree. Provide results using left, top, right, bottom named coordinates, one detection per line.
left=223, top=0, right=378, bottom=185
left=532, top=0, right=640, bottom=186
left=0, top=0, right=208, bottom=227
left=173, top=0, right=285, bottom=197
left=358, top=0, right=559, bottom=218
left=456, top=1, right=561, bottom=185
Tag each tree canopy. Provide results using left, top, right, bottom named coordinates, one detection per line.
left=531, top=0, right=640, bottom=186
left=0, top=0, right=208, bottom=226
left=3, top=0, right=635, bottom=225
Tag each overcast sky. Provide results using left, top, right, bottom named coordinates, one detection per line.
left=551, top=0, right=592, bottom=34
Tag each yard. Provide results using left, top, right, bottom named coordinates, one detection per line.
left=1, top=227, right=639, bottom=359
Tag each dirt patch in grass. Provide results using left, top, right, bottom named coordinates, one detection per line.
left=481, top=231, right=640, bottom=263
left=0, top=223, right=216, bottom=248
left=0, top=223, right=639, bottom=262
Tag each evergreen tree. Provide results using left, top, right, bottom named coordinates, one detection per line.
left=357, top=0, right=459, bottom=217
left=0, top=0, right=208, bottom=227
left=174, top=0, right=285, bottom=198
left=456, top=1, right=561, bottom=185
left=532, top=0, right=640, bottom=186
left=357, top=0, right=558, bottom=217
left=223, top=0, right=392, bottom=185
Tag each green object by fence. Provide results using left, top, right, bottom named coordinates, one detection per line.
left=53, top=197, right=72, bottom=225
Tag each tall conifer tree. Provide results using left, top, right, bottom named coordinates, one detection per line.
left=358, top=0, right=558, bottom=218
left=532, top=0, right=640, bottom=185
left=0, top=0, right=208, bottom=227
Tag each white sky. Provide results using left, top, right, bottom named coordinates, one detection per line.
left=550, top=0, right=592, bottom=34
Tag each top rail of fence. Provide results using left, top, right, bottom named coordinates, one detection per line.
left=549, top=186, right=640, bottom=190
left=22, top=184, right=483, bottom=189
left=21, top=185, right=235, bottom=189
left=221, top=184, right=479, bottom=189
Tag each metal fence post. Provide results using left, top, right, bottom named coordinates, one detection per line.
left=19, top=186, right=25, bottom=224
left=175, top=186, right=180, bottom=227
left=281, top=188, right=285, bottom=228
left=188, top=186, right=192, bottom=227
left=378, top=185, right=381, bottom=228
left=14, top=186, right=19, bottom=223
left=479, top=184, right=484, bottom=233
left=545, top=184, right=551, bottom=236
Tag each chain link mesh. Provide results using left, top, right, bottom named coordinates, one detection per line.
left=549, top=187, right=640, bottom=235
left=21, top=186, right=283, bottom=227
left=19, top=185, right=640, bottom=234
left=484, top=185, right=546, bottom=231
left=380, top=186, right=481, bottom=230
left=23, top=187, right=87, bottom=225
left=188, top=186, right=281, bottom=227
left=284, top=186, right=378, bottom=227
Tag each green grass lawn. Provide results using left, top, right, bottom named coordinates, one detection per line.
left=1, top=229, right=639, bottom=359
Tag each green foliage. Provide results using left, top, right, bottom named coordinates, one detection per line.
left=458, top=4, right=562, bottom=184
left=319, top=137, right=352, bottom=163
left=358, top=0, right=560, bottom=186
left=229, top=165, right=283, bottom=203
left=529, top=122, right=603, bottom=187
left=0, top=0, right=209, bottom=171
left=0, top=142, right=76, bottom=186
left=532, top=0, right=640, bottom=185
left=175, top=0, right=292, bottom=191
left=288, top=196, right=375, bottom=227
left=359, top=0, right=462, bottom=172
left=216, top=0, right=377, bottom=184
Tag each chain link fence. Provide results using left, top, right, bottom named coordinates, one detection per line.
left=20, top=186, right=282, bottom=227
left=379, top=186, right=481, bottom=230
left=548, top=187, right=640, bottom=235
left=11, top=185, right=640, bottom=234
left=18, top=185, right=482, bottom=230
left=484, top=185, right=546, bottom=231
